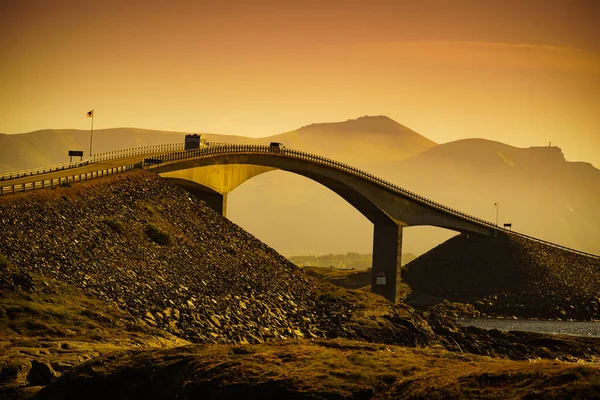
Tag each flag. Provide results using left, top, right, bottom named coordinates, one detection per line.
left=86, top=110, right=94, bottom=117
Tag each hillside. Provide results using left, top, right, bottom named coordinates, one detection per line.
left=377, top=139, right=600, bottom=255
left=36, top=341, right=600, bottom=400
left=0, top=171, right=434, bottom=345
left=0, top=116, right=435, bottom=173
left=2, top=171, right=600, bottom=398
left=264, top=115, right=437, bottom=166
left=403, top=233, right=600, bottom=320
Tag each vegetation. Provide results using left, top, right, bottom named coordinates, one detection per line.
left=37, top=339, right=600, bottom=399
left=289, top=252, right=417, bottom=270
left=103, top=217, right=125, bottom=233
left=145, top=223, right=170, bottom=245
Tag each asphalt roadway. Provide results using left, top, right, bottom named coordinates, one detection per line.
left=0, top=153, right=161, bottom=188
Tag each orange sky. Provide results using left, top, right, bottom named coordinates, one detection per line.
left=1, top=0, right=599, bottom=166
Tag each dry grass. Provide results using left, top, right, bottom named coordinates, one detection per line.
left=38, top=339, right=600, bottom=399
left=0, top=272, right=188, bottom=345
left=303, top=266, right=412, bottom=299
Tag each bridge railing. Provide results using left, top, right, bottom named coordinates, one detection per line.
left=0, top=164, right=142, bottom=195
left=1, top=141, right=598, bottom=259
left=0, top=143, right=183, bottom=182
left=0, top=160, right=92, bottom=182
left=148, top=143, right=599, bottom=259
left=89, top=142, right=184, bottom=163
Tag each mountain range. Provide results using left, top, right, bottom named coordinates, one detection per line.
left=1, top=116, right=598, bottom=256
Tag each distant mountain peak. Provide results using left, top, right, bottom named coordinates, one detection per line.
left=296, top=115, right=434, bottom=141
left=301, top=115, right=396, bottom=129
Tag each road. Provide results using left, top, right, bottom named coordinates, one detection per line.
left=0, top=153, right=162, bottom=187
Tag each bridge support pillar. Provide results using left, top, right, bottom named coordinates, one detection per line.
left=196, top=191, right=227, bottom=217
left=214, top=193, right=228, bottom=217
left=371, top=222, right=403, bottom=303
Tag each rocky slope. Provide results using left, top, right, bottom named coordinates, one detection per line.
left=0, top=171, right=433, bottom=347
left=0, top=170, right=435, bottom=398
left=403, top=233, right=600, bottom=320
left=2, top=170, right=600, bottom=398
left=0, top=264, right=189, bottom=398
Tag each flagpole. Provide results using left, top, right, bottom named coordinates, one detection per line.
left=89, top=110, right=94, bottom=157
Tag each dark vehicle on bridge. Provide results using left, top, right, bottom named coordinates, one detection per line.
left=269, top=142, right=285, bottom=152
left=184, top=134, right=201, bottom=150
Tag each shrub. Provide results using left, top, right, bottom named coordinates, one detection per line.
left=0, top=253, right=8, bottom=269
left=145, top=223, right=170, bottom=245
left=104, top=217, right=125, bottom=233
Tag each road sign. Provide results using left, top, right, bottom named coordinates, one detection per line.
left=68, top=150, right=84, bottom=162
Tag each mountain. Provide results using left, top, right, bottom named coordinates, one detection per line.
left=1, top=117, right=597, bottom=257
left=0, top=128, right=181, bottom=171
left=263, top=116, right=437, bottom=167
left=225, top=116, right=439, bottom=256
left=0, top=117, right=437, bottom=257
left=372, top=139, right=600, bottom=255
left=0, top=116, right=436, bottom=172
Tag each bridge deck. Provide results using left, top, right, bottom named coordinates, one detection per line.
left=0, top=143, right=597, bottom=260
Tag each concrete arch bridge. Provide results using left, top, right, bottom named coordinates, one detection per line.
left=152, top=144, right=500, bottom=303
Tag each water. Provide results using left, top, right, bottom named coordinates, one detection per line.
left=457, top=318, right=600, bottom=337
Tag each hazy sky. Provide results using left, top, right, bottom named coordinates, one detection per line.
left=2, top=0, right=599, bottom=165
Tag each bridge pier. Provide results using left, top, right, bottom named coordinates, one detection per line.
left=371, top=222, right=403, bottom=303
left=208, top=192, right=227, bottom=217
left=163, top=178, right=228, bottom=217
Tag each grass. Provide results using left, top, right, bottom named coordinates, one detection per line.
left=36, top=339, right=600, bottom=399
left=0, top=272, right=179, bottom=343
left=0, top=253, right=8, bottom=269
left=302, top=266, right=412, bottom=298
left=103, top=217, right=125, bottom=233
left=145, top=223, right=170, bottom=245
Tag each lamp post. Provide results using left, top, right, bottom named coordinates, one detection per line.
left=494, top=202, right=499, bottom=226
left=86, top=109, right=94, bottom=157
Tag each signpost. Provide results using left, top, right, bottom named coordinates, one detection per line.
left=68, top=150, right=84, bottom=163
left=503, top=223, right=512, bottom=231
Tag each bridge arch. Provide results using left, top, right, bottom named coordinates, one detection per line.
left=152, top=145, right=498, bottom=303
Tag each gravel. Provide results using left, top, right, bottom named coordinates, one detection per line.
left=403, top=232, right=600, bottom=320
left=0, top=171, right=358, bottom=344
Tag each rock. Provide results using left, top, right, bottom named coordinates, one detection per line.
left=209, top=315, right=221, bottom=328
left=0, top=360, right=29, bottom=386
left=26, top=360, right=60, bottom=386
